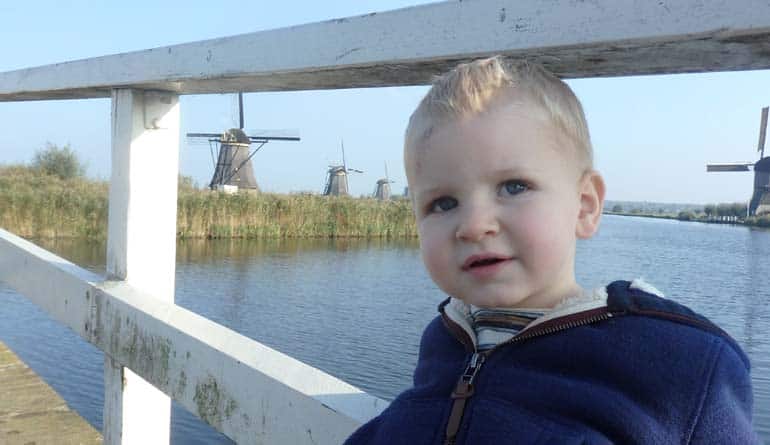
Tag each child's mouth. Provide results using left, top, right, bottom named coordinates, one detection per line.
left=471, top=258, right=504, bottom=267
left=462, top=254, right=512, bottom=270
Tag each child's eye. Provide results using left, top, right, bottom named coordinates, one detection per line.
left=428, top=196, right=458, bottom=213
left=500, top=180, right=529, bottom=196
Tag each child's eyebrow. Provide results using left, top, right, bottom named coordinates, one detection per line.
left=486, top=167, right=539, bottom=180
left=412, top=186, right=446, bottom=200
left=492, top=167, right=527, bottom=177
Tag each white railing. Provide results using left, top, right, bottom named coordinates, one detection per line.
left=0, top=228, right=386, bottom=443
left=1, top=1, right=769, bottom=443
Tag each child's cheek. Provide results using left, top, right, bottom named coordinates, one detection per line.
left=515, top=207, right=569, bottom=267
left=418, top=222, right=454, bottom=288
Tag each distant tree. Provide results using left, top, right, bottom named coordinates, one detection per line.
left=611, top=204, right=623, bottom=213
left=31, top=142, right=85, bottom=180
left=630, top=208, right=642, bottom=214
left=731, top=202, right=747, bottom=218
left=677, top=211, right=694, bottom=221
left=703, top=204, right=715, bottom=217
left=657, top=208, right=666, bottom=214
left=716, top=203, right=731, bottom=218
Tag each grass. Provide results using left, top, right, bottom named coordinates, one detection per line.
left=0, top=165, right=108, bottom=238
left=0, top=165, right=417, bottom=239
left=177, top=188, right=417, bottom=239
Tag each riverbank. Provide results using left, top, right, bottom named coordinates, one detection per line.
left=604, top=211, right=770, bottom=228
left=0, top=166, right=417, bottom=239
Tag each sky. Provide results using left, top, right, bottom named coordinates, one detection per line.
left=0, top=1, right=767, bottom=204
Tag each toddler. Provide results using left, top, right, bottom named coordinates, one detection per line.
left=345, top=57, right=759, bottom=444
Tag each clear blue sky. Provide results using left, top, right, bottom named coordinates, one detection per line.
left=0, top=1, right=767, bottom=204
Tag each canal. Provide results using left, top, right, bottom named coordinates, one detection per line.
left=0, top=214, right=768, bottom=443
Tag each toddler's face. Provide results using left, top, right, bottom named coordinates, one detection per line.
left=407, top=106, right=588, bottom=309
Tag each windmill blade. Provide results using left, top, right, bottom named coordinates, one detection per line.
left=341, top=139, right=347, bottom=170
left=185, top=136, right=213, bottom=146
left=246, top=129, right=301, bottom=141
left=185, top=133, right=222, bottom=149
left=758, top=106, right=768, bottom=157
left=187, top=132, right=223, bottom=139
left=706, top=163, right=753, bottom=172
left=238, top=92, right=244, bottom=130
left=228, top=93, right=243, bottom=129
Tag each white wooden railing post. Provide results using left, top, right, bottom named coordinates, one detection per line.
left=104, top=89, right=180, bottom=444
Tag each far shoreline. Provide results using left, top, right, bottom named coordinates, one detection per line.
left=603, top=211, right=770, bottom=229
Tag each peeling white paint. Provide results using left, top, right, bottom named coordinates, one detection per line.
left=102, top=89, right=180, bottom=444
left=0, top=228, right=388, bottom=444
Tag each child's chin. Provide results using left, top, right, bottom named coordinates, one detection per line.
left=464, top=293, right=528, bottom=309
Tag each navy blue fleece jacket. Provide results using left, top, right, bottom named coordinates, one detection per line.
left=345, top=280, right=760, bottom=444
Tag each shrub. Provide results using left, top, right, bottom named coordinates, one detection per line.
left=747, top=215, right=770, bottom=227
left=31, top=142, right=86, bottom=180
left=178, top=175, right=198, bottom=192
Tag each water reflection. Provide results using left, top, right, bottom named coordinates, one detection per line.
left=177, top=237, right=419, bottom=262
left=745, top=228, right=770, bottom=438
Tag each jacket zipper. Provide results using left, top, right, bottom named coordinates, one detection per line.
left=443, top=351, right=486, bottom=445
left=441, top=307, right=615, bottom=444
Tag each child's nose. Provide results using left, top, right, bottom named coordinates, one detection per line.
left=455, top=206, right=499, bottom=242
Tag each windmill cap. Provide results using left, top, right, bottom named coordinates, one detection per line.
left=224, top=128, right=250, bottom=144
left=756, top=156, right=770, bottom=172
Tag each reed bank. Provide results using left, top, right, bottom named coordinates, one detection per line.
left=0, top=166, right=417, bottom=240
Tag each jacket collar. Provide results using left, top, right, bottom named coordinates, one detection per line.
left=438, top=279, right=666, bottom=351
left=439, top=285, right=613, bottom=351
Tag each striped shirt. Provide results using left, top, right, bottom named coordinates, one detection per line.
left=469, top=306, right=548, bottom=351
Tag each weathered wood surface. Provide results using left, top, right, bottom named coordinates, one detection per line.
left=2, top=0, right=770, bottom=101
left=0, top=228, right=388, bottom=444
left=0, top=341, right=102, bottom=445
left=102, top=89, right=180, bottom=444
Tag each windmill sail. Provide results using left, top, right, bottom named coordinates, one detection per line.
left=706, top=107, right=770, bottom=216
left=246, top=129, right=301, bottom=142
left=706, top=163, right=752, bottom=172
left=757, top=107, right=768, bottom=159
left=373, top=161, right=394, bottom=200
left=187, top=92, right=300, bottom=192
left=322, top=139, right=361, bottom=195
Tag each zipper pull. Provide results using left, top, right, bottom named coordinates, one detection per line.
left=444, top=352, right=486, bottom=445
left=465, top=353, right=484, bottom=380
left=454, top=352, right=485, bottom=396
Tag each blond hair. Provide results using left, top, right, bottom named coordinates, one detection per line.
left=405, top=56, right=593, bottom=170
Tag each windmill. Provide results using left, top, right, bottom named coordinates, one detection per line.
left=323, top=139, right=362, bottom=196
left=187, top=92, right=300, bottom=192
left=373, top=161, right=395, bottom=200
left=707, top=106, right=770, bottom=216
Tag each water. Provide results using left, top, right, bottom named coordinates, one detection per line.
left=0, top=215, right=768, bottom=443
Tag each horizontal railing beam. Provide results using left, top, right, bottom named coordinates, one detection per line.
left=2, top=0, right=770, bottom=101
left=0, top=229, right=388, bottom=444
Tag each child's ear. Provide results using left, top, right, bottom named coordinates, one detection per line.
left=576, top=170, right=605, bottom=239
